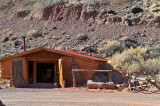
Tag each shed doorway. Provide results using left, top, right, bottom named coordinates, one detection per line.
left=36, top=63, right=55, bottom=83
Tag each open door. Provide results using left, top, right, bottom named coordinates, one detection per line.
left=12, top=59, right=27, bottom=87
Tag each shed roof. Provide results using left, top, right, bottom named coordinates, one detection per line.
left=0, top=47, right=107, bottom=62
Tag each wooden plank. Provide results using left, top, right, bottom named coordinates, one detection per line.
left=54, top=62, right=57, bottom=83
left=77, top=72, right=82, bottom=85
left=146, top=78, right=160, bottom=91
left=23, top=59, right=28, bottom=85
left=12, top=59, right=27, bottom=87
left=58, top=59, right=63, bottom=87
left=72, top=69, right=112, bottom=72
left=72, top=71, right=76, bottom=88
left=27, top=59, right=58, bottom=61
left=72, top=60, right=82, bottom=85
left=109, top=71, right=112, bottom=82
left=132, top=76, right=156, bottom=82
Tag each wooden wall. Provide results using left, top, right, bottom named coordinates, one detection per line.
left=0, top=50, right=105, bottom=87
left=74, top=58, right=100, bottom=82
left=60, top=57, right=101, bottom=86
left=1, top=60, right=12, bottom=79
left=60, top=57, right=73, bottom=86
left=25, top=50, right=65, bottom=59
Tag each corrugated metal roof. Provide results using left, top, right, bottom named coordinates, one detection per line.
left=55, top=50, right=107, bottom=61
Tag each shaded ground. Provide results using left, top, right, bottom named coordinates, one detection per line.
left=0, top=88, right=160, bottom=106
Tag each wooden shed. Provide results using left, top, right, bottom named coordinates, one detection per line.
left=0, top=47, right=107, bottom=88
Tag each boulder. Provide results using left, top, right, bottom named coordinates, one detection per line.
left=12, top=40, right=22, bottom=47
left=132, top=7, right=143, bottom=14
left=53, top=26, right=57, bottom=30
left=15, top=10, right=31, bottom=18
left=10, top=35, right=18, bottom=41
left=2, top=37, right=9, bottom=42
left=0, top=100, right=5, bottom=106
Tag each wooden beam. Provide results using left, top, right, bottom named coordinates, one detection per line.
left=146, top=78, right=160, bottom=91
left=54, top=62, right=57, bottom=83
left=72, top=71, right=76, bottom=88
left=33, top=61, right=37, bottom=84
left=27, top=58, right=58, bottom=60
left=109, top=71, right=112, bottom=82
left=23, top=59, right=28, bottom=85
left=72, top=60, right=82, bottom=85
left=72, top=69, right=112, bottom=72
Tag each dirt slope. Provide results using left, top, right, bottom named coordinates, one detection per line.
left=0, top=0, right=159, bottom=59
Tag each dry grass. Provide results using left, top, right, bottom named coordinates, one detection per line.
left=142, top=58, right=160, bottom=75
left=97, top=40, right=126, bottom=57
left=105, top=42, right=160, bottom=79
left=109, top=47, right=148, bottom=73
left=66, top=1, right=81, bottom=7
left=107, top=40, right=118, bottom=46
left=27, top=29, right=41, bottom=38
left=119, top=36, right=129, bottom=41
left=148, top=44, right=160, bottom=58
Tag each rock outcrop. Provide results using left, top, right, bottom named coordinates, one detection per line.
left=0, top=0, right=159, bottom=27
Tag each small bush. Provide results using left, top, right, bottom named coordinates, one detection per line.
left=97, top=40, right=126, bottom=57
left=148, top=44, right=160, bottom=58
left=97, top=38, right=137, bottom=57
left=106, top=40, right=160, bottom=78
left=27, top=29, right=42, bottom=38
left=142, top=58, right=160, bottom=75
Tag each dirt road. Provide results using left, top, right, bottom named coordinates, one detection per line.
left=0, top=88, right=160, bottom=106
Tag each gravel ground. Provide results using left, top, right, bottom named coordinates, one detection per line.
left=1, top=19, right=160, bottom=59
left=0, top=88, right=160, bottom=106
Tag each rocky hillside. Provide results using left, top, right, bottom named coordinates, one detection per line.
left=0, top=0, right=160, bottom=59
left=0, top=0, right=160, bottom=27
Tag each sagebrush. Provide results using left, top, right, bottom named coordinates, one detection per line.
left=109, top=46, right=160, bottom=75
